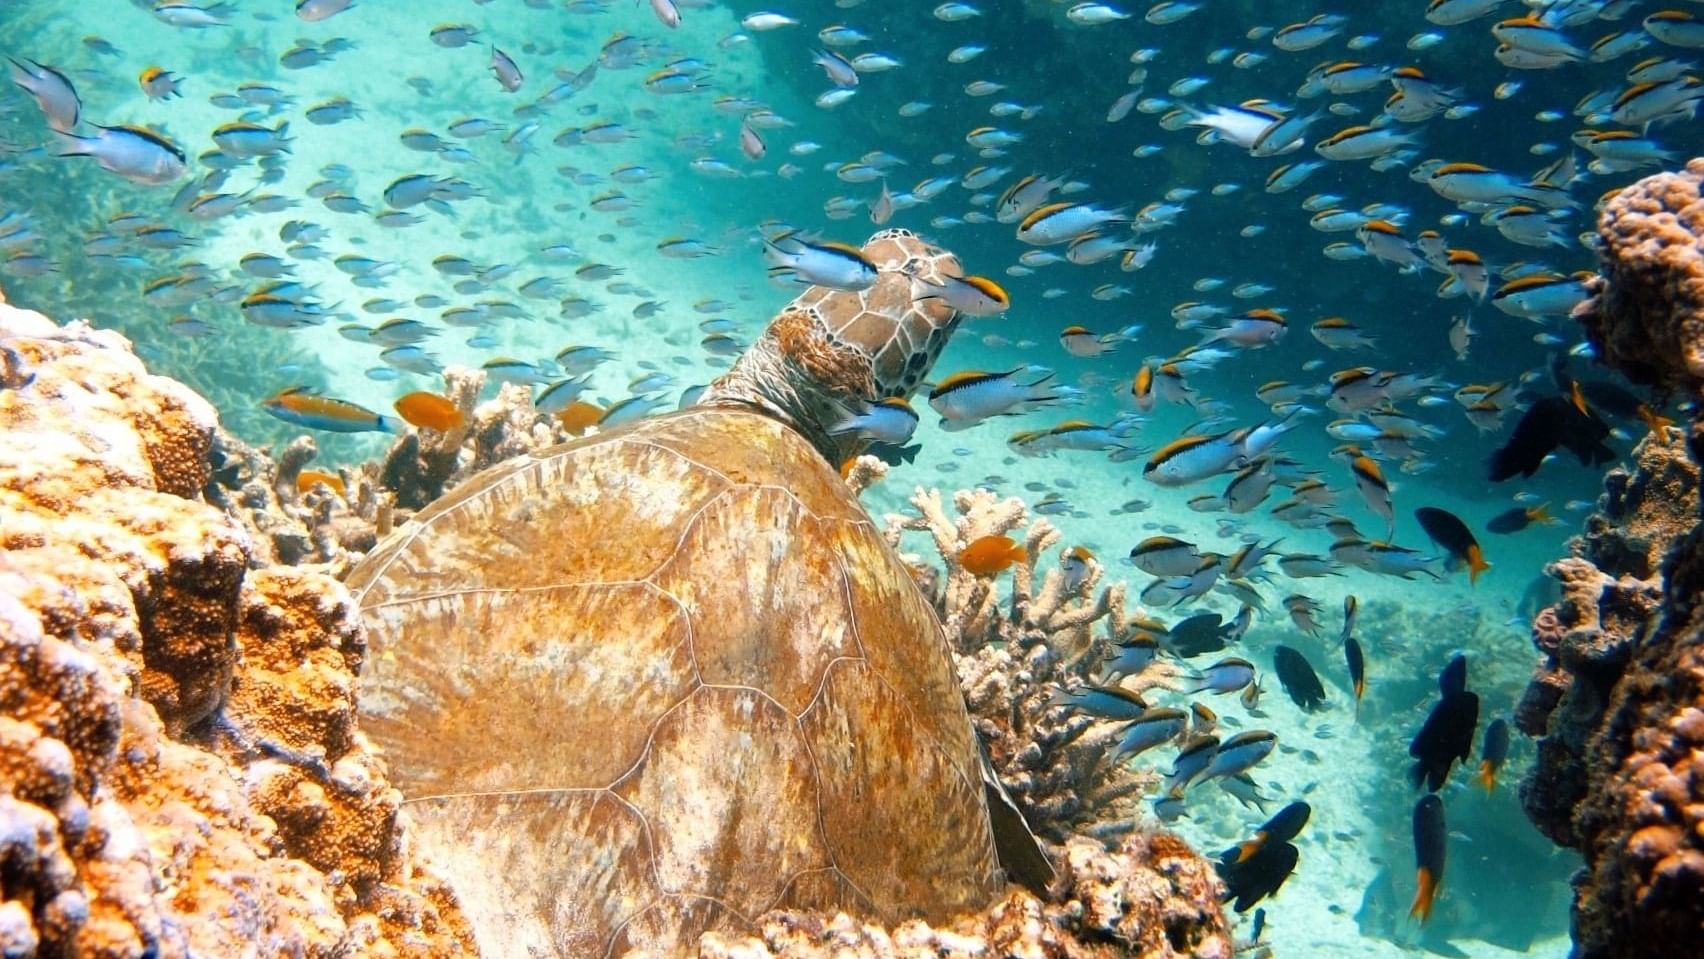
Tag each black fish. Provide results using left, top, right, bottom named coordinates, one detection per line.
left=1488, top=393, right=1613, bottom=482
left=1414, top=506, right=1490, bottom=585
left=1273, top=645, right=1326, bottom=711
left=1410, top=794, right=1446, bottom=923
left=1486, top=503, right=1552, bottom=534
left=1222, top=800, right=1311, bottom=864
left=1554, top=353, right=1664, bottom=423
left=1344, top=637, right=1365, bottom=715
left=1477, top=717, right=1510, bottom=793
left=866, top=440, right=920, bottom=466
left=1408, top=653, right=1479, bottom=792
left=1168, top=611, right=1232, bottom=657
left=1217, top=839, right=1299, bottom=913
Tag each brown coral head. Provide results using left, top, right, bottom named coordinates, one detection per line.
left=1580, top=158, right=1704, bottom=398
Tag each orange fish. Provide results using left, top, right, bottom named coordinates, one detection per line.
left=1639, top=403, right=1674, bottom=433
left=393, top=391, right=465, bottom=432
left=296, top=469, right=346, bottom=498
left=959, top=534, right=1027, bottom=576
left=555, top=400, right=605, bottom=436
left=262, top=386, right=397, bottom=434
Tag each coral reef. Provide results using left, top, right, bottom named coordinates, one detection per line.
left=1514, top=163, right=1704, bottom=959
left=200, top=366, right=576, bottom=572
left=885, top=487, right=1160, bottom=843
left=1514, top=429, right=1691, bottom=845
left=0, top=300, right=474, bottom=957
left=1575, top=158, right=1704, bottom=398
left=1, top=288, right=1231, bottom=958
left=697, top=834, right=1233, bottom=959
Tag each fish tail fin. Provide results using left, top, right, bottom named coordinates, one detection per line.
left=50, top=128, right=93, bottom=157
left=1528, top=502, right=1554, bottom=525
left=1477, top=760, right=1497, bottom=794
left=1638, top=403, right=1674, bottom=433
left=1409, top=867, right=1437, bottom=924
left=377, top=414, right=401, bottom=434
left=1009, top=544, right=1029, bottom=566
left=1234, top=835, right=1265, bottom=864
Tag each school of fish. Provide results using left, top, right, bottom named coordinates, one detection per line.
left=3, top=0, right=1699, bottom=951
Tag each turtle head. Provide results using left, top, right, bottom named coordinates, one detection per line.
left=700, top=229, right=967, bottom=464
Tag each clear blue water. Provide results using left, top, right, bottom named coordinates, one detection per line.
left=5, top=0, right=1698, bottom=954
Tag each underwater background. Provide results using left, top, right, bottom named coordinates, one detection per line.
left=4, top=0, right=1699, bottom=955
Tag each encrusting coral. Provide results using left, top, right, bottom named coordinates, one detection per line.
left=698, top=835, right=1232, bottom=959
left=1516, top=431, right=1690, bottom=846
left=1575, top=157, right=1704, bottom=399
left=1514, top=161, right=1704, bottom=959
left=0, top=298, right=474, bottom=957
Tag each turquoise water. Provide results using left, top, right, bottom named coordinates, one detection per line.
left=4, top=0, right=1697, bottom=954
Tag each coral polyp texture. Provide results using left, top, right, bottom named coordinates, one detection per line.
left=698, top=835, right=1233, bottom=959
left=0, top=297, right=474, bottom=958
left=1516, top=164, right=1704, bottom=959
left=1576, top=157, right=1704, bottom=397
left=885, top=486, right=1158, bottom=842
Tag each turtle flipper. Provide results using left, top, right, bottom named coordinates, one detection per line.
left=979, top=744, right=1057, bottom=895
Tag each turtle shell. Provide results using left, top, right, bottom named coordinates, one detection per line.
left=347, top=406, right=1002, bottom=956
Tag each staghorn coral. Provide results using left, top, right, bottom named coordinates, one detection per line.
left=0, top=300, right=474, bottom=957
left=697, top=834, right=1232, bottom=959
left=885, top=487, right=1158, bottom=843
left=203, top=429, right=391, bottom=571
left=1514, top=163, right=1704, bottom=959
left=202, top=364, right=580, bottom=572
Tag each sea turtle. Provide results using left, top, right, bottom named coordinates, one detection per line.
left=346, top=230, right=1049, bottom=957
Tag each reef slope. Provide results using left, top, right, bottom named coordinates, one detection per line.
left=1520, top=160, right=1704, bottom=959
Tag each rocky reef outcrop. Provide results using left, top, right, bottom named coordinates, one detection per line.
left=1518, top=160, right=1704, bottom=959
left=0, top=296, right=475, bottom=957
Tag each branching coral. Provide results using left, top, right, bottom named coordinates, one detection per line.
left=885, top=486, right=1158, bottom=844
left=205, top=363, right=583, bottom=571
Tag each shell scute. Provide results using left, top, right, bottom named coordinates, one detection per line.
left=799, top=659, right=1001, bottom=919
left=649, top=486, right=860, bottom=714
left=351, top=405, right=1004, bottom=956
left=360, top=582, right=696, bottom=798
left=613, top=686, right=830, bottom=906
left=403, top=790, right=657, bottom=956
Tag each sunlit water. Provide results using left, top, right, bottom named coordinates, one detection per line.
left=6, top=0, right=1696, bottom=954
